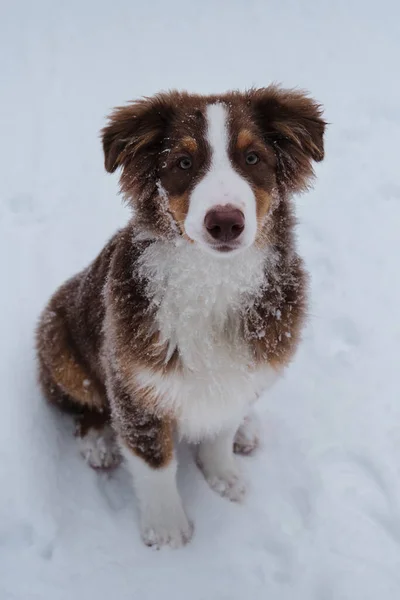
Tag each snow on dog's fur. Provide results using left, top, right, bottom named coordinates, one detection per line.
left=36, top=86, right=325, bottom=548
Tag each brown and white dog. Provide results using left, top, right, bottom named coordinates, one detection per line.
left=36, top=86, right=325, bottom=548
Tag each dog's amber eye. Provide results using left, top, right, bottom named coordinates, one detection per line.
left=178, top=157, right=192, bottom=170
left=245, top=152, right=259, bottom=165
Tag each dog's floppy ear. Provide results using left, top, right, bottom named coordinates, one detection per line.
left=102, top=95, right=174, bottom=173
left=249, top=86, right=326, bottom=193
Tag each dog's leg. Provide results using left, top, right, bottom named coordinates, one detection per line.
left=233, top=409, right=260, bottom=456
left=121, top=446, right=193, bottom=548
left=197, top=426, right=246, bottom=502
left=39, top=363, right=121, bottom=470
left=109, top=377, right=192, bottom=548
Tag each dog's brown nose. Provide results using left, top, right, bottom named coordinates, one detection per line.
left=204, top=207, right=245, bottom=242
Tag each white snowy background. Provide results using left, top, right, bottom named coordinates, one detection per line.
left=1, top=0, right=400, bottom=598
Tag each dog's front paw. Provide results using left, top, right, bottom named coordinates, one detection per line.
left=196, top=430, right=247, bottom=502
left=233, top=412, right=260, bottom=456
left=141, top=510, right=193, bottom=549
left=205, top=469, right=246, bottom=502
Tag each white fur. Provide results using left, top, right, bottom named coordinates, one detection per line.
left=184, top=103, right=258, bottom=254
left=197, top=427, right=246, bottom=502
left=135, top=240, right=278, bottom=442
left=120, top=444, right=192, bottom=548
left=125, top=183, right=278, bottom=547
left=233, top=409, right=260, bottom=455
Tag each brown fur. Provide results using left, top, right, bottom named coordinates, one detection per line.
left=254, top=188, right=273, bottom=222
left=236, top=129, right=256, bottom=150
left=179, top=136, right=198, bottom=153
left=37, top=86, right=325, bottom=470
left=168, top=193, right=190, bottom=232
left=108, top=370, right=174, bottom=468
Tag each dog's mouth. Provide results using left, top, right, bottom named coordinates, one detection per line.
left=206, top=241, right=246, bottom=255
left=213, top=244, right=238, bottom=253
left=183, top=229, right=249, bottom=256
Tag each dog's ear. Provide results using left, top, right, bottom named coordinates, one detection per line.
left=249, top=86, right=326, bottom=193
left=102, top=95, right=174, bottom=173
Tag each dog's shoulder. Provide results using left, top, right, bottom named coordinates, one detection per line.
left=105, top=225, right=154, bottom=313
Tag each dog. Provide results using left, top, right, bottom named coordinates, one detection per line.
left=36, top=86, right=325, bottom=548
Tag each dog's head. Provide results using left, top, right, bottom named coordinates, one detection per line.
left=102, top=87, right=325, bottom=256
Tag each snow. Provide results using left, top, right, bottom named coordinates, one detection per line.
left=1, top=0, right=400, bottom=598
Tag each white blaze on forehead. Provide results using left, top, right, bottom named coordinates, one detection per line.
left=206, top=103, right=232, bottom=169
left=184, top=102, right=258, bottom=253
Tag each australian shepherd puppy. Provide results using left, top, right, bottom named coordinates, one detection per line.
left=36, top=86, right=325, bottom=548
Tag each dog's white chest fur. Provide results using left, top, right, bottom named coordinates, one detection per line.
left=136, top=241, right=277, bottom=441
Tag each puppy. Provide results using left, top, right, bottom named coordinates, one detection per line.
left=36, top=87, right=325, bottom=548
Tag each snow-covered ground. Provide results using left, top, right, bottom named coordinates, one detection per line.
left=1, top=0, right=400, bottom=597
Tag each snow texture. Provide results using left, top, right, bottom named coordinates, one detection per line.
left=1, top=0, right=400, bottom=598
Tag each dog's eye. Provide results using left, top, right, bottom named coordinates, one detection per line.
left=178, top=157, right=192, bottom=170
left=245, top=152, right=260, bottom=165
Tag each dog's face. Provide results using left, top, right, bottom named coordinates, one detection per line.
left=102, top=88, right=325, bottom=256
